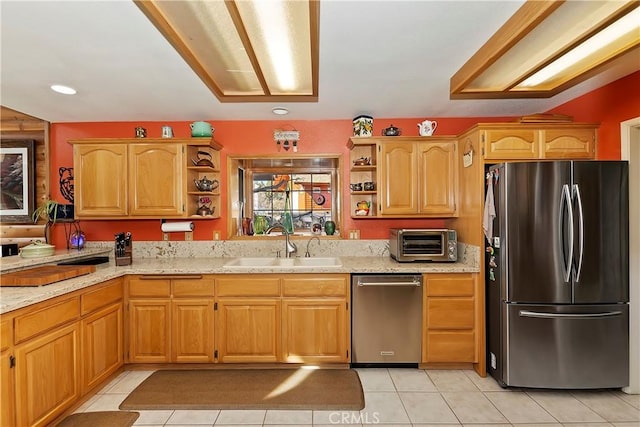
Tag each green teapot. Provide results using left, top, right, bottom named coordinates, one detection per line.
left=190, top=121, right=213, bottom=137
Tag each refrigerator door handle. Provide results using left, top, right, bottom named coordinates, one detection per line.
left=573, top=183, right=585, bottom=282
left=560, top=184, right=574, bottom=283
left=519, top=310, right=624, bottom=319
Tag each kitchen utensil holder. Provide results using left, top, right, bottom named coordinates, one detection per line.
left=115, top=240, right=133, bottom=266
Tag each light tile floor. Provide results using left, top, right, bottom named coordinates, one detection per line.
left=75, top=368, right=640, bottom=426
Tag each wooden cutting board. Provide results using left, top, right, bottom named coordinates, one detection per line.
left=1, top=265, right=96, bottom=287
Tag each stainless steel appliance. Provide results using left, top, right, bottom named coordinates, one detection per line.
left=351, top=274, right=422, bottom=366
left=389, top=229, right=457, bottom=262
left=486, top=161, right=629, bottom=389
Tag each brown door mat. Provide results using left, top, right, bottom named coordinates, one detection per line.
left=55, top=411, right=139, bottom=427
left=119, top=369, right=364, bottom=410
left=0, top=264, right=95, bottom=286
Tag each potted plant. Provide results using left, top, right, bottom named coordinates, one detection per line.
left=31, top=200, right=75, bottom=224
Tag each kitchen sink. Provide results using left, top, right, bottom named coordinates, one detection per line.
left=223, top=257, right=342, bottom=269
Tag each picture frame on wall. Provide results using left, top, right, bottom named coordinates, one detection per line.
left=0, top=140, right=36, bottom=223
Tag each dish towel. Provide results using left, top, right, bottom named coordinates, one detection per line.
left=483, top=172, right=496, bottom=243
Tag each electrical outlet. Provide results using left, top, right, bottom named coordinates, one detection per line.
left=213, top=230, right=221, bottom=240
left=185, top=231, right=193, bottom=241
left=163, top=233, right=169, bottom=241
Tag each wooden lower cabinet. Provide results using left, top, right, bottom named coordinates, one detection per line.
left=14, top=323, right=80, bottom=427
left=215, top=298, right=281, bottom=363
left=172, top=299, right=214, bottom=363
left=127, top=299, right=171, bottom=363
left=81, top=302, right=123, bottom=393
left=1, top=318, right=15, bottom=427
left=282, top=299, right=348, bottom=363
left=422, top=273, right=477, bottom=363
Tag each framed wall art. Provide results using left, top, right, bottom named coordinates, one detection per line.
left=0, top=140, right=36, bottom=223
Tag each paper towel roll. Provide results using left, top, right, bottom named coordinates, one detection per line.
left=161, top=221, right=194, bottom=232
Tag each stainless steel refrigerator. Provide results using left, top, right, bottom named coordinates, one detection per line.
left=486, top=161, right=629, bottom=389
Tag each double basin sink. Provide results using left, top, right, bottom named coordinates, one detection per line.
left=223, top=257, right=342, bottom=269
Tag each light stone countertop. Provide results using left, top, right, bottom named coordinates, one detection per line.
left=0, top=247, right=112, bottom=273
left=0, top=255, right=478, bottom=315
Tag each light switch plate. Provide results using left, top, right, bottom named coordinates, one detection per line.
left=185, top=231, right=193, bottom=241
left=163, top=232, right=169, bottom=241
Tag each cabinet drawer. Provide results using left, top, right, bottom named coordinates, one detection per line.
left=282, top=275, right=348, bottom=297
left=128, top=276, right=171, bottom=297
left=81, top=278, right=124, bottom=315
left=216, top=276, right=280, bottom=297
left=15, top=298, right=79, bottom=344
left=425, top=331, right=475, bottom=362
left=425, top=274, right=474, bottom=296
left=1, top=319, right=12, bottom=351
left=427, top=298, right=474, bottom=329
left=172, top=277, right=215, bottom=297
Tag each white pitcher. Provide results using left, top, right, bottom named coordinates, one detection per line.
left=418, top=120, right=437, bottom=136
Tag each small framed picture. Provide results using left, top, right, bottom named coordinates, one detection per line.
left=1, top=140, right=36, bottom=223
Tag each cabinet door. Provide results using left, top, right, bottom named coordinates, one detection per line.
left=74, top=144, right=128, bottom=217
left=379, top=142, right=418, bottom=214
left=129, top=143, right=184, bottom=216
left=542, top=127, right=595, bottom=159
left=81, top=303, right=123, bottom=394
left=172, top=299, right=214, bottom=363
left=216, top=298, right=280, bottom=363
left=418, top=141, right=457, bottom=215
left=128, top=300, right=171, bottom=363
left=482, top=128, right=539, bottom=160
left=15, top=323, right=79, bottom=427
left=282, top=299, right=348, bottom=363
left=1, top=351, right=15, bottom=427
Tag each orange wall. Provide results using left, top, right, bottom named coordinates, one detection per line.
left=48, top=72, right=639, bottom=246
left=546, top=70, right=640, bottom=159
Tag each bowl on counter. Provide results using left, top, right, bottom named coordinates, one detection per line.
left=19, top=241, right=55, bottom=258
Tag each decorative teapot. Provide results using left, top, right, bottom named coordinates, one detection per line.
left=418, top=120, right=438, bottom=136
left=191, top=151, right=214, bottom=167
left=194, top=176, right=219, bottom=191
left=382, top=124, right=401, bottom=136
left=190, top=121, right=213, bottom=137
left=197, top=197, right=214, bottom=216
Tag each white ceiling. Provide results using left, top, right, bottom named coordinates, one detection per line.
left=1, top=0, right=638, bottom=123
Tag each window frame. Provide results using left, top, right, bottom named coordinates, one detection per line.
left=227, top=154, right=343, bottom=238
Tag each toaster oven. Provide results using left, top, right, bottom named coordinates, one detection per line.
left=389, top=228, right=457, bottom=262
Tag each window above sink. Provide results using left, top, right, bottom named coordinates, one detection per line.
left=228, top=155, right=343, bottom=238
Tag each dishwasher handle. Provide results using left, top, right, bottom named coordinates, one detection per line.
left=356, top=277, right=422, bottom=287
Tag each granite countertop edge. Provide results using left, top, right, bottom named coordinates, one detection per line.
left=1, top=256, right=479, bottom=314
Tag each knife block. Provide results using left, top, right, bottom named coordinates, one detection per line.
left=115, top=240, right=133, bottom=266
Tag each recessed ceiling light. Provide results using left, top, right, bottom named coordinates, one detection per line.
left=50, top=84, right=77, bottom=95
left=272, top=107, right=289, bottom=115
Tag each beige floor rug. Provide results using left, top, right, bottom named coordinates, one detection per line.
left=119, top=369, right=364, bottom=410
left=55, top=411, right=139, bottom=427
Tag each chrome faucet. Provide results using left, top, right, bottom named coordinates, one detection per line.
left=266, top=223, right=297, bottom=258
left=305, top=236, right=320, bottom=257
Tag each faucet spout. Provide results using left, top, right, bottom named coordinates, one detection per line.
left=266, top=223, right=297, bottom=258
left=305, top=236, right=321, bottom=257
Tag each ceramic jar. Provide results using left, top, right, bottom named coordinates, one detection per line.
left=352, top=115, right=373, bottom=137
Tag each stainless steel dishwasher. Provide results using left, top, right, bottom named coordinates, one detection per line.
left=351, top=274, right=422, bottom=366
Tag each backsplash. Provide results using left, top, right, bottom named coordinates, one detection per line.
left=84, top=240, right=479, bottom=267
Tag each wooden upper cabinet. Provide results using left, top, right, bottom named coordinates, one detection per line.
left=128, top=143, right=184, bottom=216
left=379, top=141, right=418, bottom=215
left=482, top=128, right=539, bottom=160
left=377, top=138, right=457, bottom=217
left=542, top=126, right=596, bottom=159
left=69, top=138, right=222, bottom=219
left=73, top=143, right=128, bottom=217
left=418, top=142, right=457, bottom=215
left=474, top=123, right=597, bottom=161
